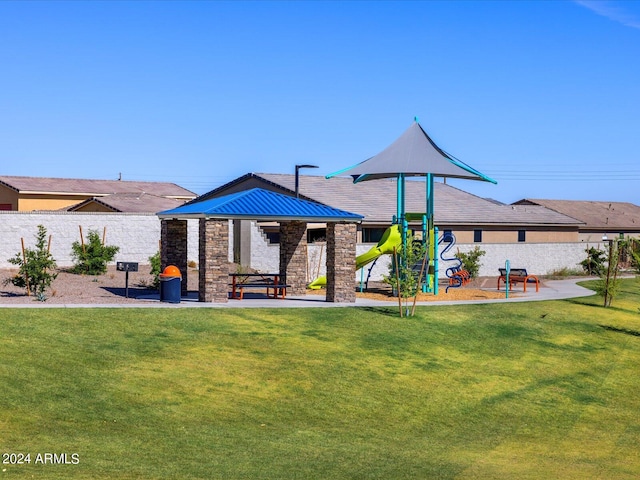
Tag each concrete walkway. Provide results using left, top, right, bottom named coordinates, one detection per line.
left=0, top=278, right=598, bottom=308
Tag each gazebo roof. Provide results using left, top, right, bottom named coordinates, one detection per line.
left=157, top=187, right=363, bottom=222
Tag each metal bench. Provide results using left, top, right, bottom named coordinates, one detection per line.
left=497, top=268, right=539, bottom=293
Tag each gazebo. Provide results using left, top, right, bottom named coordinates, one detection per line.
left=157, top=188, right=363, bottom=303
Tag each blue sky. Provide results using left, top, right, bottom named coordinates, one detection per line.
left=1, top=0, right=639, bottom=204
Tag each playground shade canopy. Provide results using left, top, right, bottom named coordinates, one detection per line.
left=327, top=121, right=496, bottom=184
left=157, top=187, right=363, bottom=222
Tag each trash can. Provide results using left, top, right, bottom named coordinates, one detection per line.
left=159, top=265, right=182, bottom=303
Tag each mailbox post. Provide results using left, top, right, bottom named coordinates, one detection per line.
left=116, top=262, right=139, bottom=298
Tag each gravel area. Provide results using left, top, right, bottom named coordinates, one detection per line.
left=1, top=265, right=513, bottom=305
left=0, top=265, right=199, bottom=305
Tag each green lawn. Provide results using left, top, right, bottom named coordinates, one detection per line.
left=1, top=278, right=640, bottom=479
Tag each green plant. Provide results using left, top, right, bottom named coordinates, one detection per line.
left=455, top=246, right=485, bottom=278
left=596, top=241, right=621, bottom=307
left=70, top=229, right=119, bottom=275
left=4, top=224, right=57, bottom=300
left=580, top=246, right=606, bottom=276
left=547, top=266, right=585, bottom=278
left=149, top=251, right=161, bottom=289
left=383, top=235, right=427, bottom=316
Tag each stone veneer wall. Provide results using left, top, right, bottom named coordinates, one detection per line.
left=279, top=221, right=307, bottom=296
left=326, top=222, right=357, bottom=303
left=199, top=218, right=229, bottom=303
left=161, top=219, right=188, bottom=295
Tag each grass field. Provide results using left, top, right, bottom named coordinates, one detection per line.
left=1, top=278, right=639, bottom=479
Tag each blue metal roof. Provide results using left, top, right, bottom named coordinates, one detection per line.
left=157, top=188, right=363, bottom=222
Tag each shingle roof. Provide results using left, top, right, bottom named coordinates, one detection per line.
left=514, top=199, right=640, bottom=231
left=158, top=188, right=363, bottom=222
left=68, top=193, right=188, bottom=213
left=253, top=173, right=581, bottom=227
left=0, top=175, right=196, bottom=199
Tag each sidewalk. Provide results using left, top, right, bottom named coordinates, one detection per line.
left=0, top=278, right=597, bottom=308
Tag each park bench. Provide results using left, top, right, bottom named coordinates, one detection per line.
left=497, top=268, right=539, bottom=293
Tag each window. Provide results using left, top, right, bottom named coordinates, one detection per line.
left=518, top=230, right=526, bottom=242
left=473, top=229, right=482, bottom=243
left=307, top=228, right=326, bottom=243
left=442, top=229, right=453, bottom=242
left=363, top=227, right=387, bottom=243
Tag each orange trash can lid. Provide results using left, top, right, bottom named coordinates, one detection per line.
left=160, top=265, right=182, bottom=278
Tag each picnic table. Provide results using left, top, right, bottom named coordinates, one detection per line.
left=229, top=273, right=290, bottom=300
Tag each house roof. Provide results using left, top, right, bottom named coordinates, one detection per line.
left=0, top=175, right=196, bottom=199
left=68, top=193, right=188, bottom=213
left=205, top=173, right=580, bottom=227
left=514, top=199, right=640, bottom=231
left=158, top=187, right=363, bottom=222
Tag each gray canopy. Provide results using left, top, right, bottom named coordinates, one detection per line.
left=327, top=121, right=496, bottom=184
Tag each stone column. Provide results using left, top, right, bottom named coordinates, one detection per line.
left=326, top=222, right=357, bottom=303
left=199, top=218, right=229, bottom=303
left=279, top=221, right=308, bottom=296
left=161, top=219, right=188, bottom=295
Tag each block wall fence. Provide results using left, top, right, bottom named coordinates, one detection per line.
left=2, top=214, right=596, bottom=281
left=0, top=212, right=207, bottom=269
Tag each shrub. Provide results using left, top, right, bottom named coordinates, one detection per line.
left=149, top=251, right=161, bottom=290
left=580, top=246, right=606, bottom=276
left=4, top=224, right=57, bottom=300
left=455, top=247, right=485, bottom=278
left=70, top=229, right=119, bottom=275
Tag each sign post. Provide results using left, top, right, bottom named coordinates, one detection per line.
left=116, top=262, right=139, bottom=298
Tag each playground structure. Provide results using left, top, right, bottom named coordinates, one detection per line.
left=323, top=118, right=496, bottom=296
left=439, top=231, right=471, bottom=292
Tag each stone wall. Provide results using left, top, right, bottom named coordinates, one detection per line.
left=279, top=221, right=308, bottom=296
left=199, top=219, right=229, bottom=303
left=326, top=222, right=357, bottom=303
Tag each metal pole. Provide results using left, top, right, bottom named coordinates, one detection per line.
left=295, top=164, right=318, bottom=198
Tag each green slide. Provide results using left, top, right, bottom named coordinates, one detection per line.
left=307, top=224, right=402, bottom=289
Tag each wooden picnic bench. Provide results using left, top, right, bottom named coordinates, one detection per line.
left=497, top=268, right=539, bottom=293
left=229, top=273, right=291, bottom=300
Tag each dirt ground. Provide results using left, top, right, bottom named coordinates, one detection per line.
left=0, top=265, right=513, bottom=305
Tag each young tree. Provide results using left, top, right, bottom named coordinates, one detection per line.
left=383, top=235, right=427, bottom=317
left=596, top=240, right=621, bottom=308
left=5, top=225, right=57, bottom=300
left=70, top=229, right=119, bottom=275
